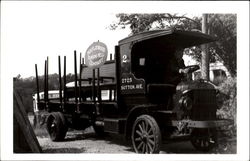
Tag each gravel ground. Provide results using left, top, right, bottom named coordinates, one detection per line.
left=37, top=127, right=134, bottom=153
left=36, top=127, right=197, bottom=154
left=29, top=115, right=236, bottom=154
left=36, top=127, right=236, bottom=154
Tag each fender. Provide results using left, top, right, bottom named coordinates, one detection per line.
left=124, top=104, right=158, bottom=139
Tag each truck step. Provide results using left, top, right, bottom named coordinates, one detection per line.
left=103, top=118, right=126, bottom=134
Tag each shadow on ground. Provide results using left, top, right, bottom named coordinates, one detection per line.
left=43, top=147, right=85, bottom=153
left=35, top=125, right=236, bottom=154
left=66, top=128, right=135, bottom=153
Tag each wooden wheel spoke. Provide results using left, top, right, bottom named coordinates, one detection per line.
left=145, top=144, right=149, bottom=154
left=136, top=130, right=142, bottom=136
left=147, top=142, right=153, bottom=152
left=148, top=138, right=155, bottom=147
left=135, top=137, right=142, bottom=142
left=148, top=134, right=154, bottom=139
left=138, top=124, right=144, bottom=133
left=147, top=128, right=153, bottom=134
left=137, top=141, right=143, bottom=150
left=142, top=143, right=146, bottom=153
left=142, top=121, right=146, bottom=131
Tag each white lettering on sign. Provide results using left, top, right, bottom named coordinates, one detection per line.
left=121, top=77, right=132, bottom=84
left=86, top=46, right=106, bottom=55
left=122, top=55, right=129, bottom=63
left=121, top=84, right=143, bottom=90
left=89, top=58, right=104, bottom=66
left=136, top=84, right=143, bottom=89
left=121, top=85, right=135, bottom=90
left=120, top=73, right=145, bottom=94
left=88, top=53, right=105, bottom=60
left=85, top=41, right=108, bottom=69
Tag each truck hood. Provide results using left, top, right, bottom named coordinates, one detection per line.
left=176, top=80, right=217, bottom=93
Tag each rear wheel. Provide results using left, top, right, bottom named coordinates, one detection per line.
left=132, top=115, right=161, bottom=153
left=93, top=125, right=105, bottom=136
left=190, top=128, right=218, bottom=152
left=46, top=112, right=68, bottom=141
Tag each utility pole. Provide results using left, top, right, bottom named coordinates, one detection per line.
left=201, top=14, right=210, bottom=80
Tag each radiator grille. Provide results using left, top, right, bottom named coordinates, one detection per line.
left=191, top=89, right=217, bottom=120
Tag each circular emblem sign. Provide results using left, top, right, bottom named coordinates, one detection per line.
left=85, top=41, right=108, bottom=69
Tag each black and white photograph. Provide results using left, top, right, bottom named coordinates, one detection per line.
left=1, top=1, right=249, bottom=161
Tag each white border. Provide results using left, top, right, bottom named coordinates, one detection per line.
left=1, top=1, right=249, bottom=161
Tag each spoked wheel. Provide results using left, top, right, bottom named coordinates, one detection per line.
left=132, top=115, right=161, bottom=154
left=190, top=128, right=218, bottom=152
left=46, top=112, right=68, bottom=141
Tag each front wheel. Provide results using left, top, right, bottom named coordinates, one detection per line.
left=190, top=128, right=218, bottom=152
left=131, top=115, right=162, bottom=153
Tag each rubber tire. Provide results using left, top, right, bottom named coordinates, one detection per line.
left=131, top=115, right=162, bottom=153
left=46, top=112, right=68, bottom=141
left=190, top=128, right=218, bottom=152
left=93, top=125, right=105, bottom=136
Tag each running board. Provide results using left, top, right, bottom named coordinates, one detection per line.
left=103, top=118, right=126, bottom=134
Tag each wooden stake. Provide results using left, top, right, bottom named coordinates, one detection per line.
left=35, top=64, right=40, bottom=103
left=74, top=51, right=79, bottom=113
left=79, top=53, right=82, bottom=102
left=44, top=60, right=47, bottom=106
left=63, top=56, right=67, bottom=109
left=58, top=56, right=62, bottom=108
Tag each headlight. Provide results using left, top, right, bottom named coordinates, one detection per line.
left=179, top=96, right=193, bottom=110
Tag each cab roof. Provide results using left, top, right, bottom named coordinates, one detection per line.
left=118, top=28, right=216, bottom=48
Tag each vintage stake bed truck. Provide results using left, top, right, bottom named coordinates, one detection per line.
left=35, top=28, right=231, bottom=153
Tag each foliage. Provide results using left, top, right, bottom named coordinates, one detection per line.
left=14, top=74, right=76, bottom=112
left=213, top=77, right=237, bottom=154
left=110, top=13, right=200, bottom=35
left=208, top=14, right=237, bottom=76
left=216, top=77, right=237, bottom=137
left=110, top=13, right=237, bottom=76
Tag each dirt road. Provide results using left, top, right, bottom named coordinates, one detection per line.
left=36, top=127, right=235, bottom=154
left=29, top=115, right=235, bottom=154
left=38, top=128, right=134, bottom=153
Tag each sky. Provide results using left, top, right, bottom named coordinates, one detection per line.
left=1, top=2, right=202, bottom=78
left=1, top=1, right=250, bottom=160
left=0, top=2, right=217, bottom=78
left=2, top=2, right=132, bottom=78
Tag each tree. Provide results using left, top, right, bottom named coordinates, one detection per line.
left=201, top=14, right=209, bottom=80
left=208, top=14, right=236, bottom=76
left=110, top=13, right=200, bottom=34
left=14, top=73, right=77, bottom=112
left=110, top=13, right=237, bottom=76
